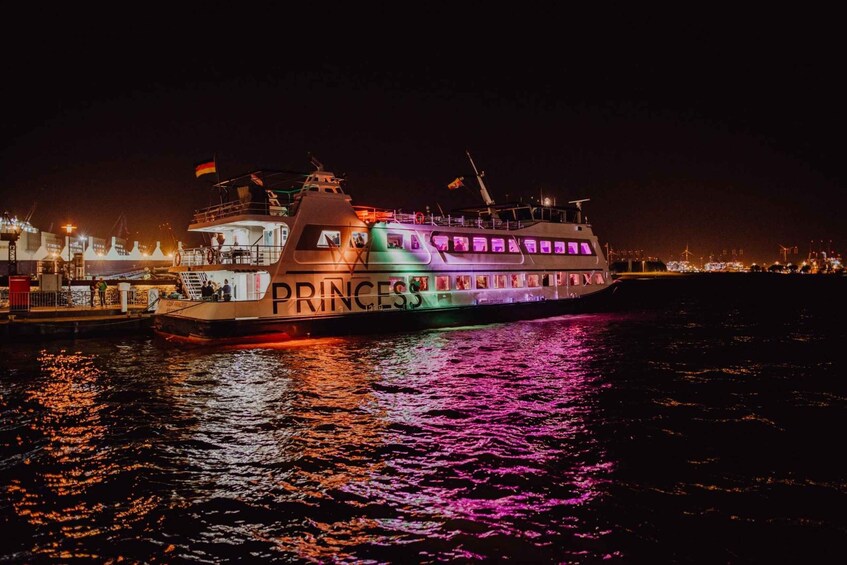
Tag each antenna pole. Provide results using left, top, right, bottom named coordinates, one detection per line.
left=466, top=150, right=495, bottom=206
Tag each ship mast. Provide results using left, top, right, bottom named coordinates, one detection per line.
left=466, top=150, right=495, bottom=208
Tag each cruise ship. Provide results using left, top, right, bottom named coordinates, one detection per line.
left=152, top=154, right=616, bottom=343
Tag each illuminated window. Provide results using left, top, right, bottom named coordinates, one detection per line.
left=435, top=275, right=450, bottom=291
left=491, top=238, right=505, bottom=252
left=511, top=273, right=525, bottom=288
left=317, top=230, right=341, bottom=248
left=583, top=273, right=592, bottom=285
left=554, top=241, right=566, bottom=254
left=350, top=231, right=368, bottom=248
left=527, top=274, right=540, bottom=287
left=387, top=233, right=404, bottom=249
left=455, top=274, right=471, bottom=290
left=475, top=274, right=489, bottom=289
left=508, top=239, right=520, bottom=253
left=524, top=239, right=537, bottom=253
left=556, top=272, right=565, bottom=285
left=593, top=272, right=605, bottom=285
left=540, top=241, right=552, bottom=254
left=580, top=242, right=593, bottom=255
left=410, top=234, right=421, bottom=250
left=569, top=273, right=581, bottom=286
left=493, top=274, right=507, bottom=288
left=433, top=235, right=449, bottom=251
left=410, top=275, right=429, bottom=291
left=472, top=237, right=488, bottom=252
left=567, top=241, right=579, bottom=254
left=453, top=236, right=469, bottom=252
left=389, top=276, right=406, bottom=292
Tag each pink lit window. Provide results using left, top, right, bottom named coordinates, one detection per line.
left=410, top=235, right=421, bottom=250
left=580, top=242, right=592, bottom=255
left=569, top=273, right=581, bottom=286
left=567, top=241, right=579, bottom=254
left=435, top=275, right=450, bottom=291
left=593, top=272, right=605, bottom=285
left=527, top=274, right=540, bottom=287
left=389, top=276, right=407, bottom=292
left=475, top=275, right=489, bottom=289
left=508, top=239, right=520, bottom=253
left=491, top=238, right=505, bottom=252
left=453, top=236, right=469, bottom=252
left=433, top=235, right=448, bottom=251
left=554, top=241, right=566, bottom=254
left=583, top=273, right=592, bottom=285
left=556, top=272, right=566, bottom=285
left=524, top=239, right=537, bottom=253
left=540, top=241, right=551, bottom=254
left=493, top=274, right=507, bottom=288
left=511, top=273, right=525, bottom=288
left=472, top=237, right=488, bottom=252
left=411, top=276, right=429, bottom=291
left=455, top=275, right=471, bottom=290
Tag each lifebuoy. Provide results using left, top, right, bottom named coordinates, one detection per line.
left=415, top=212, right=424, bottom=224
left=174, top=252, right=182, bottom=266
left=206, top=248, right=215, bottom=264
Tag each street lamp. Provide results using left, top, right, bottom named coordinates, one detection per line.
left=63, top=223, right=76, bottom=297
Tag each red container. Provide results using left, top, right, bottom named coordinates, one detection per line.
left=9, top=275, right=31, bottom=312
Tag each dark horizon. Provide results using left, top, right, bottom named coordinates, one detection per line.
left=2, top=7, right=844, bottom=266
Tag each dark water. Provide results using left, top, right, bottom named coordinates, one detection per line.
left=2, top=275, right=846, bottom=563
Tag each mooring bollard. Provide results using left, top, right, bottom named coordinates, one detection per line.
left=118, top=282, right=131, bottom=314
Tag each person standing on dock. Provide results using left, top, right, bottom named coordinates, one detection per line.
left=97, top=278, right=107, bottom=307
left=89, top=279, right=96, bottom=308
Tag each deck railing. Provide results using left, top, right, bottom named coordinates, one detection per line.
left=174, top=244, right=284, bottom=267
left=0, top=288, right=167, bottom=312
left=192, top=202, right=289, bottom=224
left=354, top=208, right=528, bottom=230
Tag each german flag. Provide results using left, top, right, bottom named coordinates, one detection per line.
left=195, top=159, right=216, bottom=178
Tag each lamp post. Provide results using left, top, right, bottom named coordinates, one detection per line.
left=63, top=223, right=76, bottom=298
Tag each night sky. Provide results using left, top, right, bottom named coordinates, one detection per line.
left=2, top=6, right=844, bottom=265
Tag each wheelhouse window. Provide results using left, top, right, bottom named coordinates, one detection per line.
left=593, top=272, right=605, bottom=285
left=433, top=235, right=449, bottom=251
left=527, top=274, right=541, bottom=287
left=435, top=275, right=450, bottom=291
left=580, top=242, right=593, bottom=255
left=317, top=230, right=341, bottom=248
left=453, top=236, right=469, bottom=252
left=511, top=273, right=525, bottom=288
left=455, top=275, right=471, bottom=290
left=493, top=274, right=507, bottom=288
left=556, top=272, right=566, bottom=286
left=475, top=274, right=489, bottom=289
left=491, top=238, right=505, bottom=252
left=523, top=239, right=537, bottom=253
left=540, top=241, right=552, bottom=254
left=472, top=236, right=488, bottom=252
left=410, top=275, right=429, bottom=291
left=351, top=231, right=368, bottom=248
left=387, top=233, right=404, bottom=249
left=569, top=273, right=581, bottom=286
left=567, top=241, right=579, bottom=254
left=554, top=241, right=566, bottom=254
left=508, top=239, right=520, bottom=253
